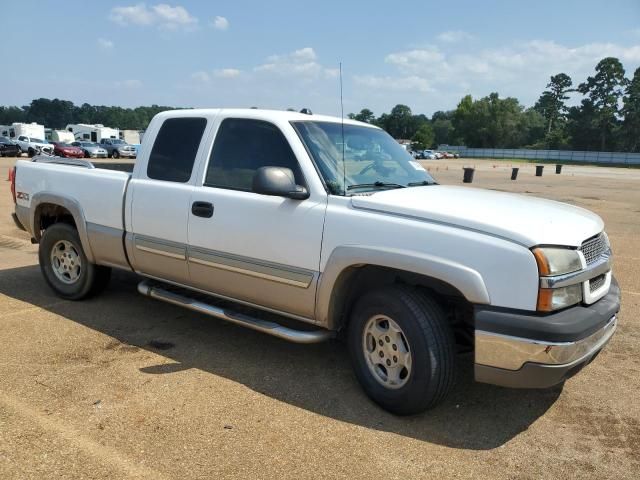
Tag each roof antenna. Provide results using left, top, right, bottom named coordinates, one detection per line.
left=339, top=62, right=346, bottom=195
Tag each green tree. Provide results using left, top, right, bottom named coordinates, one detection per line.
left=430, top=111, right=456, bottom=146
left=566, top=100, right=600, bottom=151
left=453, top=93, right=536, bottom=148
left=535, top=73, right=573, bottom=134
left=378, top=104, right=419, bottom=139
left=411, top=123, right=435, bottom=150
left=578, top=57, right=628, bottom=150
left=352, top=108, right=376, bottom=123
left=621, top=67, right=640, bottom=152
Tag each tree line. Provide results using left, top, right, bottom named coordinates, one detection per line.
left=1, top=56, right=638, bottom=151
left=348, top=57, right=640, bottom=152
left=0, top=98, right=175, bottom=131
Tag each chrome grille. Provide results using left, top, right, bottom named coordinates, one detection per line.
left=589, top=274, right=606, bottom=293
left=580, top=233, right=607, bottom=265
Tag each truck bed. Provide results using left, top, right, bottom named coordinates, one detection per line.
left=15, top=157, right=131, bottom=233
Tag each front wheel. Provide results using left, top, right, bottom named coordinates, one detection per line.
left=39, top=223, right=111, bottom=300
left=348, top=286, right=456, bottom=415
left=112, top=150, right=119, bottom=159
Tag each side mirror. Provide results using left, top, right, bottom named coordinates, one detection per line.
left=252, top=166, right=309, bottom=200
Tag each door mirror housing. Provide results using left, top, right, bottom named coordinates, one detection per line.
left=252, top=166, right=309, bottom=200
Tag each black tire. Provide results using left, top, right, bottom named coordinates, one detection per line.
left=348, top=285, right=456, bottom=415
left=39, top=223, right=111, bottom=300
left=28, top=148, right=35, bottom=158
left=112, top=150, right=119, bottom=159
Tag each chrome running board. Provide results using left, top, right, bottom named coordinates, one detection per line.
left=137, top=280, right=333, bottom=344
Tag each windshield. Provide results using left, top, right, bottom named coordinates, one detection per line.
left=292, top=121, right=436, bottom=195
left=111, top=139, right=125, bottom=144
left=32, top=139, right=45, bottom=143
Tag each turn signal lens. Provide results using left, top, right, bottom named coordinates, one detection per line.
left=537, top=284, right=582, bottom=312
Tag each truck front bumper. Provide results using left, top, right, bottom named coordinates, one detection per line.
left=474, top=279, right=620, bottom=388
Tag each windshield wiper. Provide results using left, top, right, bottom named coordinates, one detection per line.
left=347, top=181, right=407, bottom=191
left=407, top=180, right=437, bottom=186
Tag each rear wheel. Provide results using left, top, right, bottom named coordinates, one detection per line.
left=39, top=223, right=111, bottom=300
left=348, top=285, right=456, bottom=415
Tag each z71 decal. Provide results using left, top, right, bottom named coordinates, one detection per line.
left=16, top=192, right=29, bottom=201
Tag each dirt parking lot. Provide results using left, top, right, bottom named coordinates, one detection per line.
left=0, top=156, right=638, bottom=479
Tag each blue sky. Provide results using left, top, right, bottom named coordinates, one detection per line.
left=2, top=0, right=640, bottom=116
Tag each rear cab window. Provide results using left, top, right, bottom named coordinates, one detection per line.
left=147, top=117, right=207, bottom=182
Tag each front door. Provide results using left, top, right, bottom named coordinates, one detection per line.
left=187, top=117, right=326, bottom=320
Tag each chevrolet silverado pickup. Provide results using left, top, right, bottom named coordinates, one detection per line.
left=11, top=109, right=620, bottom=415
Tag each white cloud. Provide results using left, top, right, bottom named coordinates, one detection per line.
left=351, top=40, right=640, bottom=114
left=191, top=71, right=211, bottom=83
left=255, top=47, right=336, bottom=79
left=97, top=38, right=114, bottom=50
left=353, top=75, right=432, bottom=93
left=152, top=4, right=197, bottom=27
left=115, top=79, right=143, bottom=89
left=211, top=16, right=229, bottom=30
left=386, top=47, right=445, bottom=67
left=109, top=3, right=197, bottom=29
left=436, top=30, right=473, bottom=43
left=214, top=68, right=241, bottom=78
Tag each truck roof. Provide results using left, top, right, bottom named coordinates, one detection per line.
left=154, top=108, right=379, bottom=129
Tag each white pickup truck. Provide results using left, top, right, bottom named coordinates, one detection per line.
left=11, top=109, right=620, bottom=414
left=15, top=135, right=53, bottom=157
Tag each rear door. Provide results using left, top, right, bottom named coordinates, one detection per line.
left=186, top=117, right=327, bottom=320
left=127, top=115, right=211, bottom=284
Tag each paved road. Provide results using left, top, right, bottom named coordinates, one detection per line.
left=0, top=157, right=638, bottom=479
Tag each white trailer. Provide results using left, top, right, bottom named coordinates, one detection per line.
left=65, top=124, right=119, bottom=143
left=0, top=122, right=45, bottom=140
left=119, top=129, right=141, bottom=145
left=45, top=129, right=75, bottom=143
left=52, top=130, right=75, bottom=143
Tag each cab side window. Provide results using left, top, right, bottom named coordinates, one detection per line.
left=205, top=118, right=304, bottom=191
left=147, top=117, right=207, bottom=182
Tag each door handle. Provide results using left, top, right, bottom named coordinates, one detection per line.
left=191, top=201, right=214, bottom=218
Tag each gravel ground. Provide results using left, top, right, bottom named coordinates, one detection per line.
left=0, top=156, right=638, bottom=479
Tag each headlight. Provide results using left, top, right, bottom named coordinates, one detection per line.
left=533, top=247, right=583, bottom=311
left=532, top=247, right=582, bottom=276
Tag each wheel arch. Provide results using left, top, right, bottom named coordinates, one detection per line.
left=316, top=246, right=490, bottom=330
left=30, top=192, right=95, bottom=263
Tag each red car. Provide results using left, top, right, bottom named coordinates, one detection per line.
left=50, top=141, right=85, bottom=158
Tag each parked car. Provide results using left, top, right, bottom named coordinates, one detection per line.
left=50, top=142, right=85, bottom=159
left=98, top=138, right=136, bottom=158
left=12, top=108, right=620, bottom=415
left=71, top=141, right=108, bottom=159
left=421, top=149, right=437, bottom=159
left=434, top=151, right=445, bottom=159
left=0, top=136, right=20, bottom=157
left=14, top=135, right=53, bottom=157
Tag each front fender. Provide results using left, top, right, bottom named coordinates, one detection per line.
left=315, top=245, right=490, bottom=329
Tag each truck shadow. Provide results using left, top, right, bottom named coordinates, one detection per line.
left=0, top=265, right=562, bottom=450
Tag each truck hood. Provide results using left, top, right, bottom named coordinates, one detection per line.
left=350, top=185, right=603, bottom=247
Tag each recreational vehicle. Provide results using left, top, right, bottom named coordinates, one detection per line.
left=0, top=122, right=45, bottom=140
left=45, top=129, right=74, bottom=143
left=65, top=124, right=119, bottom=143
left=119, top=129, right=141, bottom=145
